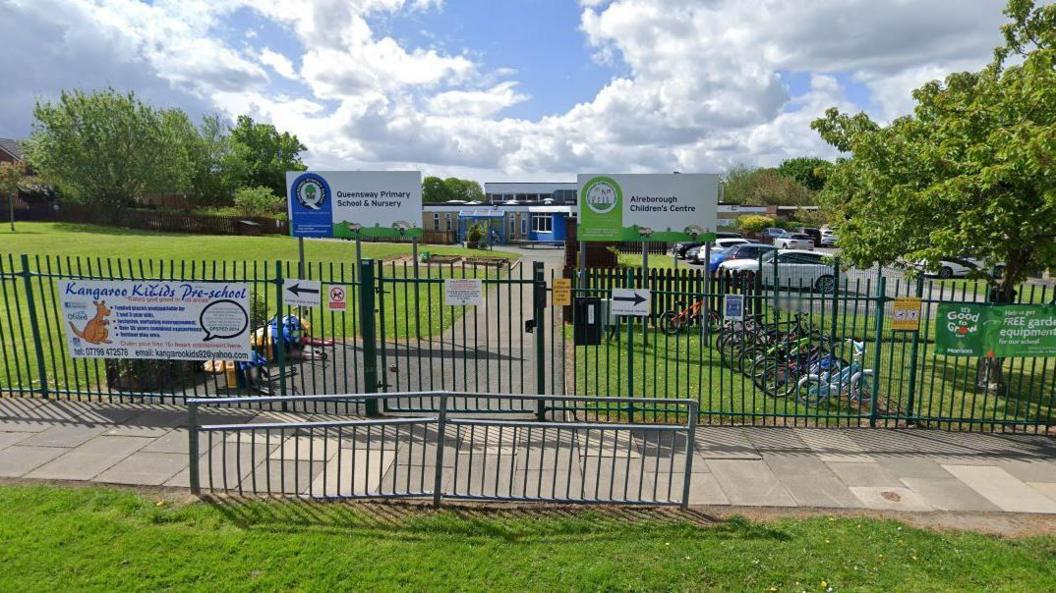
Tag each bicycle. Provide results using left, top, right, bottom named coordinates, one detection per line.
left=797, top=340, right=875, bottom=407
left=660, top=299, right=721, bottom=335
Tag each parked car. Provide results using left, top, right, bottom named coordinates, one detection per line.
left=798, top=227, right=822, bottom=246
left=672, top=241, right=704, bottom=259
left=721, top=249, right=836, bottom=291
left=820, top=229, right=837, bottom=247
left=709, top=243, right=775, bottom=274
left=762, top=227, right=789, bottom=244
left=693, top=238, right=750, bottom=264
left=714, top=232, right=743, bottom=240
left=915, top=257, right=1005, bottom=279
left=774, top=233, right=815, bottom=250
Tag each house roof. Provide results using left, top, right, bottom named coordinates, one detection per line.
left=0, top=138, right=23, bottom=161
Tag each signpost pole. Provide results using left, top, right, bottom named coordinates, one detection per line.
left=412, top=237, right=420, bottom=278
left=355, top=233, right=363, bottom=268
left=642, top=239, right=648, bottom=272
left=578, top=240, right=586, bottom=286
left=298, top=236, right=305, bottom=279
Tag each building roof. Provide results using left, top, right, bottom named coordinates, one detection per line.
left=0, top=138, right=23, bottom=161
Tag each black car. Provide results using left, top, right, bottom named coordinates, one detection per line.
left=715, top=232, right=743, bottom=239
left=672, top=241, right=704, bottom=259
left=798, top=227, right=822, bottom=247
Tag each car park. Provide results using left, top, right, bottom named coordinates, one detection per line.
left=720, top=249, right=836, bottom=291
left=798, top=227, right=822, bottom=246
left=692, top=238, right=749, bottom=265
left=710, top=243, right=775, bottom=273
left=774, top=233, right=815, bottom=250
left=672, top=241, right=704, bottom=259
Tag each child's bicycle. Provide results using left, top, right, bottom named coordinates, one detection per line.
left=660, top=299, right=721, bottom=335
left=796, top=340, right=875, bottom=407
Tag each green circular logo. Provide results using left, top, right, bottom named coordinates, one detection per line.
left=583, top=176, right=621, bottom=215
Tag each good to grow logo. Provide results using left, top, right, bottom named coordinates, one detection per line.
left=945, top=307, right=980, bottom=338
left=582, top=176, right=621, bottom=215
left=292, top=173, right=330, bottom=211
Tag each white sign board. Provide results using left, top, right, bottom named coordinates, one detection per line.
left=723, top=294, right=745, bottom=322
left=287, top=170, right=423, bottom=239
left=58, top=280, right=252, bottom=361
left=445, top=279, right=484, bottom=306
left=610, top=288, right=651, bottom=317
left=283, top=279, right=321, bottom=308
left=577, top=173, right=719, bottom=242
left=326, top=285, right=347, bottom=311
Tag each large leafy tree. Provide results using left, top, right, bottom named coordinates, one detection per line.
left=27, top=89, right=195, bottom=207
left=422, top=176, right=454, bottom=203
left=723, top=166, right=813, bottom=206
left=0, top=161, right=25, bottom=231
left=777, top=157, right=833, bottom=192
left=812, top=0, right=1056, bottom=304
left=228, top=115, right=306, bottom=197
left=443, top=177, right=484, bottom=202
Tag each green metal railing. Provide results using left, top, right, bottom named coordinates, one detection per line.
left=0, top=251, right=1053, bottom=432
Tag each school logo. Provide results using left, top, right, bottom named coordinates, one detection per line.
left=292, top=173, right=330, bottom=211
left=582, top=176, right=620, bottom=215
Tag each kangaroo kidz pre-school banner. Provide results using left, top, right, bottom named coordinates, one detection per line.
left=935, top=303, right=1056, bottom=358
left=287, top=170, right=423, bottom=239
left=576, top=173, right=719, bottom=242
left=58, top=280, right=253, bottom=361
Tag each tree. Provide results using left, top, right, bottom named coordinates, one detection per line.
left=736, top=214, right=775, bottom=235
left=228, top=115, right=306, bottom=197
left=233, top=186, right=282, bottom=217
left=777, top=157, right=833, bottom=192
left=422, top=176, right=454, bottom=203
left=0, top=162, right=25, bottom=231
left=812, top=0, right=1056, bottom=388
left=188, top=114, right=239, bottom=207
left=443, top=177, right=484, bottom=202
left=26, top=88, right=195, bottom=208
left=723, top=166, right=813, bottom=206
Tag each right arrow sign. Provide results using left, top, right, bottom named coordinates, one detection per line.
left=610, top=288, right=651, bottom=317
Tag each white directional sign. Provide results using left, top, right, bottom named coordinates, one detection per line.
left=445, top=279, right=484, bottom=306
left=283, top=279, right=321, bottom=308
left=610, top=288, right=651, bottom=317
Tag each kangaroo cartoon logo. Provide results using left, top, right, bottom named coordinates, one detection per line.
left=69, top=300, right=112, bottom=345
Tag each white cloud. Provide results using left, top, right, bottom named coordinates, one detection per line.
left=259, top=48, right=298, bottom=80
left=0, top=0, right=1017, bottom=181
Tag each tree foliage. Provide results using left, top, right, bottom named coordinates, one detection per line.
left=26, top=89, right=195, bottom=207
left=812, top=0, right=1056, bottom=301
left=422, top=176, right=484, bottom=203
left=0, top=162, right=24, bottom=200
left=777, top=157, right=833, bottom=192
left=735, top=214, right=776, bottom=235
left=228, top=116, right=307, bottom=198
left=233, top=186, right=282, bottom=217
left=723, top=166, right=813, bottom=206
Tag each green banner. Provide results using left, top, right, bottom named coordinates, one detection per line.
left=935, top=303, right=1056, bottom=357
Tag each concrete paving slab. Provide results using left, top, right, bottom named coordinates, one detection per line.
left=0, top=445, right=69, bottom=477
left=671, top=472, right=729, bottom=506
left=310, top=450, right=397, bottom=497
left=0, top=419, right=54, bottom=433
left=72, top=405, right=145, bottom=425
left=105, top=424, right=173, bottom=438
left=999, top=459, right=1056, bottom=483
left=269, top=436, right=342, bottom=461
left=763, top=453, right=859, bottom=508
left=27, top=436, right=150, bottom=481
left=874, top=455, right=955, bottom=480
left=94, top=451, right=187, bottom=486
left=165, top=443, right=271, bottom=489
left=17, top=425, right=108, bottom=448
left=706, top=459, right=796, bottom=507
left=693, top=427, right=761, bottom=460
left=849, top=486, right=932, bottom=512
left=1028, top=482, right=1056, bottom=503
left=825, top=461, right=902, bottom=488
left=142, top=429, right=205, bottom=454
left=0, top=431, right=31, bottom=451
left=900, top=477, right=1000, bottom=512
left=795, top=429, right=874, bottom=462
left=942, top=464, right=1056, bottom=514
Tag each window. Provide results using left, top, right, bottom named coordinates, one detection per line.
left=509, top=218, right=516, bottom=236
left=521, top=218, right=528, bottom=235
left=433, top=213, right=440, bottom=231
left=445, top=215, right=451, bottom=231
left=532, top=214, right=552, bottom=233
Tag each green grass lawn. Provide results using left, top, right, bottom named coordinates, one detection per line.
left=0, top=223, right=521, bottom=395
left=1, top=485, right=1053, bottom=592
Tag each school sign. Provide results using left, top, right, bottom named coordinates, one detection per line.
left=576, top=173, right=719, bottom=242
left=287, top=171, right=423, bottom=239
